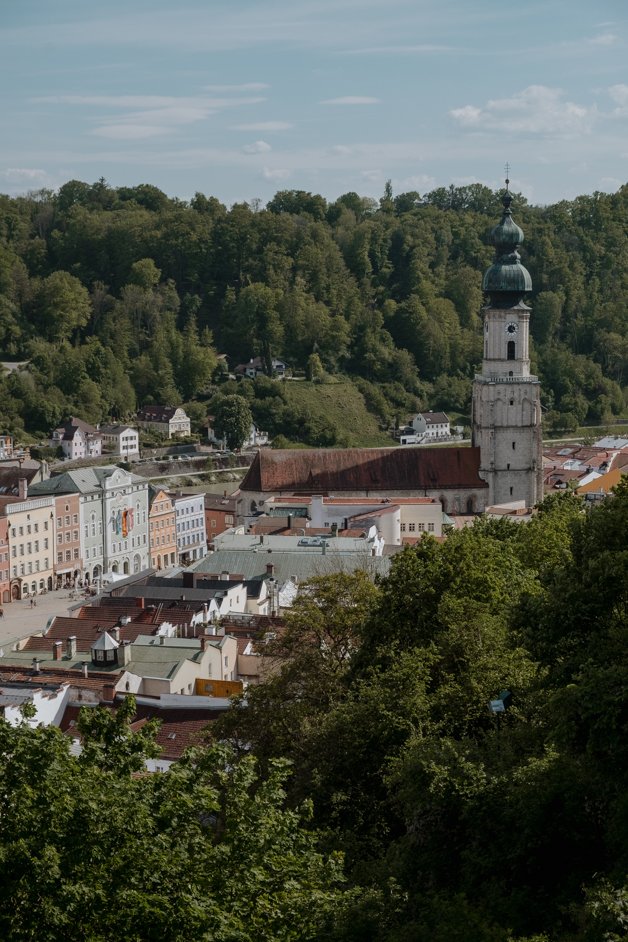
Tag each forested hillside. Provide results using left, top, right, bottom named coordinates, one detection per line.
left=0, top=179, right=626, bottom=442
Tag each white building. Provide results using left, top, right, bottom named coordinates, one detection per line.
left=99, top=425, right=140, bottom=459
left=29, top=466, right=150, bottom=584
left=136, top=406, right=191, bottom=439
left=170, top=491, right=207, bottom=565
left=50, top=417, right=102, bottom=460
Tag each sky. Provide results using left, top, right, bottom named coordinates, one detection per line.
left=1, top=0, right=627, bottom=208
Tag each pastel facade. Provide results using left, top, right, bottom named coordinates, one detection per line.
left=170, top=492, right=207, bottom=564
left=29, top=467, right=150, bottom=584
left=136, top=406, right=191, bottom=439
left=50, top=418, right=102, bottom=460
left=7, top=497, right=55, bottom=598
left=53, top=493, right=82, bottom=586
left=148, top=488, right=177, bottom=570
left=99, top=425, right=140, bottom=459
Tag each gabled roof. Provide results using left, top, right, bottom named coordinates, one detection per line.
left=241, top=447, right=487, bottom=494
left=0, top=466, right=40, bottom=495
left=137, top=405, right=183, bottom=422
left=29, top=465, right=145, bottom=496
left=419, top=412, right=449, bottom=425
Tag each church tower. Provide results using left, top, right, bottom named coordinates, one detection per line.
left=471, top=185, right=543, bottom=507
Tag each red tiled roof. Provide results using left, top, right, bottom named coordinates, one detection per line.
left=241, top=447, right=487, bottom=494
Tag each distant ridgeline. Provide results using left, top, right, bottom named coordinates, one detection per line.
left=0, top=179, right=626, bottom=442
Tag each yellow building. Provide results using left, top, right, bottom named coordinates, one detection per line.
left=7, top=497, right=55, bottom=599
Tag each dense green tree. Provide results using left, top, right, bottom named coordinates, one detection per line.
left=212, top=394, right=253, bottom=449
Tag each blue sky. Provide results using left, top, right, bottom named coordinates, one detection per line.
left=1, top=0, right=627, bottom=207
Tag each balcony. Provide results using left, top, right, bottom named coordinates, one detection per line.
left=474, top=373, right=540, bottom=385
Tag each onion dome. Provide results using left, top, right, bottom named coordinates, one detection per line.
left=483, top=190, right=532, bottom=304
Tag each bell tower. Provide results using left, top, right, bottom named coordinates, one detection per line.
left=471, top=181, right=543, bottom=507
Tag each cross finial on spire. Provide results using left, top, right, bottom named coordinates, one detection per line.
left=504, top=162, right=510, bottom=190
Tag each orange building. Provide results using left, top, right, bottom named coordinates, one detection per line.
left=148, top=487, right=177, bottom=570
left=204, top=493, right=236, bottom=543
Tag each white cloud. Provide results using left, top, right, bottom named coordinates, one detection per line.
left=204, top=83, right=269, bottom=92
left=342, top=43, right=453, bottom=55
left=320, top=96, right=380, bottom=105
left=397, top=173, right=436, bottom=192
left=590, top=33, right=618, bottom=45
left=361, top=169, right=381, bottom=182
left=0, top=167, right=49, bottom=182
left=93, top=124, right=173, bottom=140
left=609, top=84, right=628, bottom=115
left=233, top=121, right=293, bottom=131
left=243, top=140, right=272, bottom=154
left=261, top=167, right=289, bottom=180
left=35, top=91, right=267, bottom=140
left=450, top=86, right=595, bottom=136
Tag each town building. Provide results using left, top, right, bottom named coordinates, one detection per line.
left=238, top=446, right=488, bottom=518
left=398, top=412, right=452, bottom=445
left=50, top=417, right=102, bottom=460
left=148, top=487, right=177, bottom=570
left=204, top=493, right=237, bottom=543
left=53, top=493, right=82, bottom=588
left=29, top=466, right=150, bottom=585
left=471, top=186, right=543, bottom=507
left=99, top=424, right=140, bottom=459
left=136, top=405, right=191, bottom=438
left=6, top=496, right=56, bottom=599
left=234, top=356, right=287, bottom=379
left=169, top=491, right=207, bottom=565
left=0, top=517, right=9, bottom=605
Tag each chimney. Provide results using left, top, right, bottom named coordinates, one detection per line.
left=31, top=657, right=40, bottom=674
left=266, top=563, right=275, bottom=577
left=136, top=597, right=145, bottom=609
left=18, top=477, right=27, bottom=500
left=82, top=661, right=88, bottom=678
left=119, top=642, right=131, bottom=665
left=287, top=513, right=292, bottom=529
left=52, top=641, right=63, bottom=661
left=220, top=570, right=229, bottom=582
left=200, top=635, right=207, bottom=651
left=110, top=626, right=120, bottom=643
left=66, top=636, right=77, bottom=659
left=102, top=683, right=116, bottom=703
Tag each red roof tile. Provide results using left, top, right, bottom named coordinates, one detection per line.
left=241, top=447, right=486, bottom=493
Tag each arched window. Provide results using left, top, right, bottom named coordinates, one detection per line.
left=507, top=341, right=516, bottom=360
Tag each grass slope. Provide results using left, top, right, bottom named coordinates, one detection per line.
left=283, top=379, right=394, bottom=448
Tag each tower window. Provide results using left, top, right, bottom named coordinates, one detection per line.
left=507, top=341, right=516, bottom=360
left=510, top=487, right=513, bottom=496
left=509, top=399, right=514, bottom=406
left=512, top=442, right=516, bottom=450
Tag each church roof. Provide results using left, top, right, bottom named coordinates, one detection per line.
left=240, top=446, right=487, bottom=494
left=483, top=189, right=532, bottom=302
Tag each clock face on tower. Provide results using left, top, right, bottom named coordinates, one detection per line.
left=506, top=321, right=519, bottom=335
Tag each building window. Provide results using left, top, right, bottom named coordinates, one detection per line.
left=400, top=523, right=406, bottom=532
left=408, top=523, right=416, bottom=532
left=428, top=523, right=435, bottom=532
left=417, top=523, right=425, bottom=531
left=507, top=341, right=516, bottom=360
